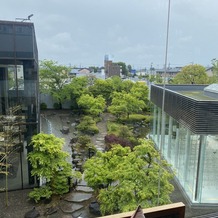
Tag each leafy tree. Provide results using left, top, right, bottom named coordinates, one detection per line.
left=39, top=60, right=72, bottom=109
left=88, top=79, right=114, bottom=105
left=149, top=74, right=163, bottom=84
left=108, top=92, right=146, bottom=119
left=76, top=116, right=99, bottom=135
left=89, top=66, right=98, bottom=73
left=122, top=80, right=134, bottom=93
left=77, top=94, right=106, bottom=117
left=171, top=64, right=208, bottom=84
left=116, top=62, right=128, bottom=76
left=210, top=58, right=218, bottom=83
left=84, top=140, right=174, bottom=215
left=27, top=133, right=81, bottom=202
left=110, top=76, right=124, bottom=92
left=130, top=82, right=149, bottom=105
left=127, top=64, right=132, bottom=74
left=63, top=76, right=89, bottom=112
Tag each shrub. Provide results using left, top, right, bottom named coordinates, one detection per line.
left=29, top=186, right=52, bottom=203
left=119, top=114, right=152, bottom=125
left=77, top=135, right=92, bottom=145
left=104, top=134, right=132, bottom=150
left=53, top=102, right=61, bottom=109
left=107, top=122, right=120, bottom=135
left=40, top=102, right=47, bottom=110
left=76, top=116, right=99, bottom=135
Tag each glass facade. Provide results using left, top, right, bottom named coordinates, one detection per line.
left=0, top=21, right=39, bottom=191
left=151, top=105, right=218, bottom=204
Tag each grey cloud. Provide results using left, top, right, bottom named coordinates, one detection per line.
left=1, top=0, right=218, bottom=68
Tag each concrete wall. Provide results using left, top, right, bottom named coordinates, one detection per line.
left=40, top=93, right=71, bottom=109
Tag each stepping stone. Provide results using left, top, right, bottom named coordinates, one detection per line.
left=64, top=192, right=92, bottom=203
left=78, top=179, right=87, bottom=186
left=61, top=215, right=73, bottom=218
left=76, top=186, right=93, bottom=193
left=60, top=201, right=83, bottom=214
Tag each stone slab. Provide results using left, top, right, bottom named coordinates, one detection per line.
left=60, top=201, right=83, bottom=214
left=64, top=192, right=92, bottom=203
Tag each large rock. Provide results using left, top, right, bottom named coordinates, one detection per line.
left=24, top=207, right=40, bottom=218
left=62, top=126, right=69, bottom=134
left=89, top=201, right=101, bottom=216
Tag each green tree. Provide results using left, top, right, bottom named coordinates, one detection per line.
left=84, top=140, right=174, bottom=215
left=116, top=62, right=128, bottom=76
left=127, top=64, right=132, bottom=74
left=172, top=64, right=208, bottom=84
left=63, top=76, right=89, bottom=112
left=88, top=79, right=114, bottom=105
left=122, top=80, right=134, bottom=93
left=130, top=82, right=149, bottom=104
left=110, top=76, right=124, bottom=92
left=27, top=133, right=81, bottom=202
left=78, top=94, right=106, bottom=117
left=108, top=92, right=146, bottom=119
left=39, top=60, right=72, bottom=109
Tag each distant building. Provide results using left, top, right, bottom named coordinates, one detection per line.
left=104, top=55, right=120, bottom=78
left=155, top=67, right=182, bottom=79
left=0, top=20, right=39, bottom=190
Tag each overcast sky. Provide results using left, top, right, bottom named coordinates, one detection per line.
left=1, top=0, right=218, bottom=69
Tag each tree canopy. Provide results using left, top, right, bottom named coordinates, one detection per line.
left=171, top=64, right=208, bottom=84
left=39, top=60, right=72, bottom=108
left=116, top=62, right=128, bottom=76
left=77, top=94, right=106, bottom=117
left=108, top=91, right=145, bottom=119
left=28, top=133, right=81, bottom=202
left=84, top=140, right=174, bottom=215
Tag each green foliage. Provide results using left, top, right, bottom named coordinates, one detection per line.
left=171, top=64, right=208, bottom=84
left=130, top=82, right=149, bottom=106
left=29, top=186, right=52, bottom=203
left=88, top=79, right=114, bottom=104
left=53, top=102, right=61, bottom=109
left=40, top=102, right=47, bottom=110
left=77, top=135, right=92, bottom=145
left=116, top=62, right=128, bottom=76
left=107, top=122, right=121, bottom=135
left=39, top=60, right=72, bottom=108
left=84, top=140, right=174, bottom=215
left=78, top=94, right=106, bottom=117
left=64, top=76, right=89, bottom=111
left=108, top=92, right=146, bottom=119
left=28, top=133, right=81, bottom=202
left=149, top=74, right=163, bottom=84
left=122, top=114, right=151, bottom=123
left=122, top=80, right=134, bottom=93
left=76, top=116, right=99, bottom=135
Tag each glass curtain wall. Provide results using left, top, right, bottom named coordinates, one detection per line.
left=150, top=106, right=218, bottom=204
left=0, top=62, right=38, bottom=191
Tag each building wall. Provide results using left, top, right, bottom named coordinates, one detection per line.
left=0, top=20, right=39, bottom=191
left=104, top=60, right=120, bottom=78
left=150, top=105, right=218, bottom=204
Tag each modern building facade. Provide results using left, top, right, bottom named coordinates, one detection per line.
left=150, top=84, right=218, bottom=205
left=0, top=20, right=39, bottom=190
